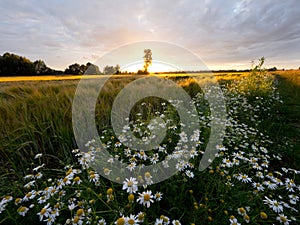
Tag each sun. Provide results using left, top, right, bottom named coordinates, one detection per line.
left=122, top=60, right=180, bottom=73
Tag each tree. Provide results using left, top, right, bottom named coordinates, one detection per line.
left=0, top=52, right=35, bottom=76
left=85, top=62, right=101, bottom=74
left=143, top=49, right=152, bottom=73
left=103, top=65, right=120, bottom=75
left=64, top=63, right=85, bottom=75
left=33, top=60, right=47, bottom=74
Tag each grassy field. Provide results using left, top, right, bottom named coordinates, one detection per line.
left=0, top=70, right=299, bottom=224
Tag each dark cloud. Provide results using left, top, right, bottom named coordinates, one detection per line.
left=0, top=0, right=299, bottom=70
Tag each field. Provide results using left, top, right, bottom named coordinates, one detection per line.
left=0, top=69, right=300, bottom=225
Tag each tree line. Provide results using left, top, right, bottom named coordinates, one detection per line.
left=0, top=52, right=123, bottom=76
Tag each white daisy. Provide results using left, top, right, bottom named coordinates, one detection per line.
left=137, top=190, right=154, bottom=208
left=122, top=177, right=138, bottom=194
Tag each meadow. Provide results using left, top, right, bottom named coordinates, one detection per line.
left=0, top=67, right=300, bottom=225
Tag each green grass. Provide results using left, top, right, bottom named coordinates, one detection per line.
left=0, top=70, right=300, bottom=224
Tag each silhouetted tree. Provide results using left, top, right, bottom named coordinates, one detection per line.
left=143, top=49, right=152, bottom=73
left=268, top=67, right=277, bottom=71
left=85, top=62, right=101, bottom=74
left=64, top=63, right=86, bottom=75
left=0, top=52, right=35, bottom=76
left=103, top=65, right=120, bottom=74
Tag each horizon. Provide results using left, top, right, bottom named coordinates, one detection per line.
left=1, top=1, right=300, bottom=71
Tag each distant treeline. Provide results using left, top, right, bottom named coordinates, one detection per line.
left=0, top=52, right=280, bottom=76
left=0, top=52, right=123, bottom=76
left=0, top=52, right=63, bottom=76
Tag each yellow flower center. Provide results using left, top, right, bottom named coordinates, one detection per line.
left=128, top=219, right=135, bottom=225
left=127, top=181, right=133, bottom=187
left=144, top=194, right=151, bottom=201
left=145, top=172, right=151, bottom=178
left=128, top=194, right=134, bottom=202
left=138, top=213, right=145, bottom=220
left=73, top=216, right=79, bottom=223
left=40, top=208, right=47, bottom=215
left=107, top=188, right=113, bottom=195
left=74, top=176, right=80, bottom=182
left=116, top=218, right=125, bottom=225
left=18, top=206, right=27, bottom=212
left=238, top=207, right=246, bottom=214
left=260, top=212, right=268, bottom=219
left=76, top=208, right=84, bottom=216
left=280, top=216, right=287, bottom=222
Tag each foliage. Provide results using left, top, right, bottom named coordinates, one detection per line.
left=0, top=71, right=300, bottom=224
left=232, top=57, right=274, bottom=99
left=143, top=49, right=152, bottom=73
left=0, top=53, right=62, bottom=76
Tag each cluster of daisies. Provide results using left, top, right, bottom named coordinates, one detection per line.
left=0, top=75, right=299, bottom=224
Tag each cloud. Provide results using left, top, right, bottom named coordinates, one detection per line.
left=0, top=0, right=299, bottom=70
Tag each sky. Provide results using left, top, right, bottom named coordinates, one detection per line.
left=0, top=0, right=300, bottom=71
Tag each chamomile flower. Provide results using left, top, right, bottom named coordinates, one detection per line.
left=17, top=206, right=29, bottom=216
left=154, top=192, right=163, bottom=201
left=237, top=174, right=252, bottom=183
left=37, top=203, right=50, bottom=221
left=125, top=214, right=139, bottom=225
left=172, top=220, right=181, bottom=225
left=122, top=177, right=138, bottom=194
left=97, top=219, right=106, bottom=225
left=137, top=190, right=154, bottom=208
left=155, top=218, right=164, bottom=225
left=276, top=214, right=291, bottom=225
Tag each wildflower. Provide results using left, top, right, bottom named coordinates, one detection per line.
left=98, top=219, right=106, bottom=225
left=14, top=198, right=22, bottom=205
left=123, top=177, right=138, bottom=194
left=37, top=203, right=50, bottom=221
left=137, top=212, right=145, bottom=222
left=160, top=215, right=170, bottom=224
left=89, top=171, right=99, bottom=183
left=276, top=214, right=291, bottom=225
left=44, top=216, right=55, bottom=225
left=34, top=153, right=43, bottom=159
left=263, top=181, right=277, bottom=190
left=185, top=170, right=194, bottom=178
left=229, top=216, right=240, bottom=225
left=128, top=194, right=135, bottom=202
left=172, top=220, right=181, bottom=225
left=125, top=214, right=139, bottom=225
left=237, top=174, right=252, bottom=183
left=17, top=206, right=29, bottom=216
left=288, top=194, right=299, bottom=204
left=35, top=172, right=43, bottom=179
left=33, top=164, right=45, bottom=171
left=68, top=202, right=77, bottom=211
left=237, top=207, right=246, bottom=216
left=73, top=176, right=82, bottom=185
left=115, top=217, right=126, bottom=225
left=103, top=167, right=112, bottom=176
left=285, top=178, right=296, bottom=192
left=144, top=172, right=153, bottom=185
left=154, top=192, right=163, bottom=201
left=243, top=214, right=250, bottom=223
left=263, top=197, right=283, bottom=213
left=252, top=182, right=265, bottom=191
left=260, top=212, right=268, bottom=219
left=23, top=190, right=36, bottom=201
left=72, top=215, right=83, bottom=225
left=126, top=163, right=136, bottom=172
left=155, top=218, right=164, bottom=225
left=137, top=190, right=154, bottom=208
left=76, top=208, right=84, bottom=217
